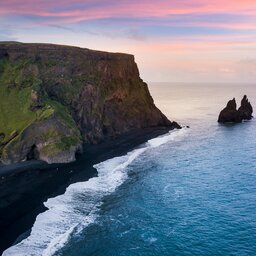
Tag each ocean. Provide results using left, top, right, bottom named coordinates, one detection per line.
left=3, top=83, right=256, bottom=256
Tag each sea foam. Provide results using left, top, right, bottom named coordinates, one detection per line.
left=3, top=128, right=187, bottom=256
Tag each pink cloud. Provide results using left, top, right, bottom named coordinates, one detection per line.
left=1, top=0, right=256, bottom=22
left=117, top=34, right=256, bottom=57
left=1, top=0, right=256, bottom=48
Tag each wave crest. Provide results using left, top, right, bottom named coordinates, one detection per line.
left=3, top=128, right=187, bottom=256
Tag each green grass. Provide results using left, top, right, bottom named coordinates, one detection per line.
left=0, top=86, right=58, bottom=143
left=0, top=59, right=22, bottom=87
left=0, top=58, right=8, bottom=74
left=39, top=135, right=80, bottom=157
left=36, top=105, right=55, bottom=121
left=0, top=85, right=80, bottom=138
left=0, top=57, right=43, bottom=89
left=0, top=57, right=82, bottom=160
left=0, top=58, right=75, bottom=141
left=44, top=98, right=81, bottom=132
left=0, top=85, right=79, bottom=144
left=0, top=86, right=37, bottom=143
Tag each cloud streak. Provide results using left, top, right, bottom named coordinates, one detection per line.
left=2, top=0, right=256, bottom=37
left=1, top=0, right=256, bottom=24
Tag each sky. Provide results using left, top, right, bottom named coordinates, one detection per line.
left=1, top=0, right=256, bottom=83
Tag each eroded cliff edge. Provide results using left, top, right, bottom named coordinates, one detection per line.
left=0, top=42, right=180, bottom=164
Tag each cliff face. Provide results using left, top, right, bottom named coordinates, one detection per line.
left=0, top=42, right=179, bottom=164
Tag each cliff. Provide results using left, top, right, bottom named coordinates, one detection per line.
left=0, top=42, right=180, bottom=165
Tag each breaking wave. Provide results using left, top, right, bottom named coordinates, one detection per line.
left=3, top=128, right=188, bottom=256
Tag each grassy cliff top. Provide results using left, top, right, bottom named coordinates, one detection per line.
left=0, top=41, right=135, bottom=60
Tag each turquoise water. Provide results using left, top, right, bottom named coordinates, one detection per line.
left=4, top=83, right=256, bottom=256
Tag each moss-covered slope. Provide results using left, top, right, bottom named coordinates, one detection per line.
left=0, top=42, right=179, bottom=165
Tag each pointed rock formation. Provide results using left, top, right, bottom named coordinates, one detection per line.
left=218, top=95, right=253, bottom=123
left=218, top=98, right=240, bottom=123
left=238, top=95, right=253, bottom=120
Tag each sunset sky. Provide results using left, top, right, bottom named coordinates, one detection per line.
left=1, top=0, right=256, bottom=83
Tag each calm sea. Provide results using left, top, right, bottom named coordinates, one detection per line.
left=4, top=83, right=256, bottom=256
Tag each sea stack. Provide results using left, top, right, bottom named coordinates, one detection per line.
left=218, top=95, right=253, bottom=123
left=0, top=42, right=180, bottom=165
left=238, top=95, right=253, bottom=120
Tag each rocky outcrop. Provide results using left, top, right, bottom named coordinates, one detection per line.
left=218, top=98, right=240, bottom=123
left=1, top=114, right=82, bottom=165
left=0, top=42, right=180, bottom=165
left=218, top=95, right=253, bottom=123
left=238, top=95, right=253, bottom=120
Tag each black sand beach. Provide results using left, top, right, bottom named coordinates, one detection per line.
left=0, top=127, right=172, bottom=254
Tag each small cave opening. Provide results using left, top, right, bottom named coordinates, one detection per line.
left=75, top=145, right=83, bottom=160
left=26, top=144, right=39, bottom=161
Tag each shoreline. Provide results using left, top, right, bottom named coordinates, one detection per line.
left=0, top=126, right=174, bottom=254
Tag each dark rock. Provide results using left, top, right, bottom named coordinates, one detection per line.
left=238, top=95, right=253, bottom=120
left=218, top=98, right=241, bottom=123
left=226, top=98, right=237, bottom=110
left=170, top=121, right=181, bottom=129
left=218, top=96, right=253, bottom=123
left=1, top=114, right=82, bottom=165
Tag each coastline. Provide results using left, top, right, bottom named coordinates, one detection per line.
left=0, top=126, right=174, bottom=254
